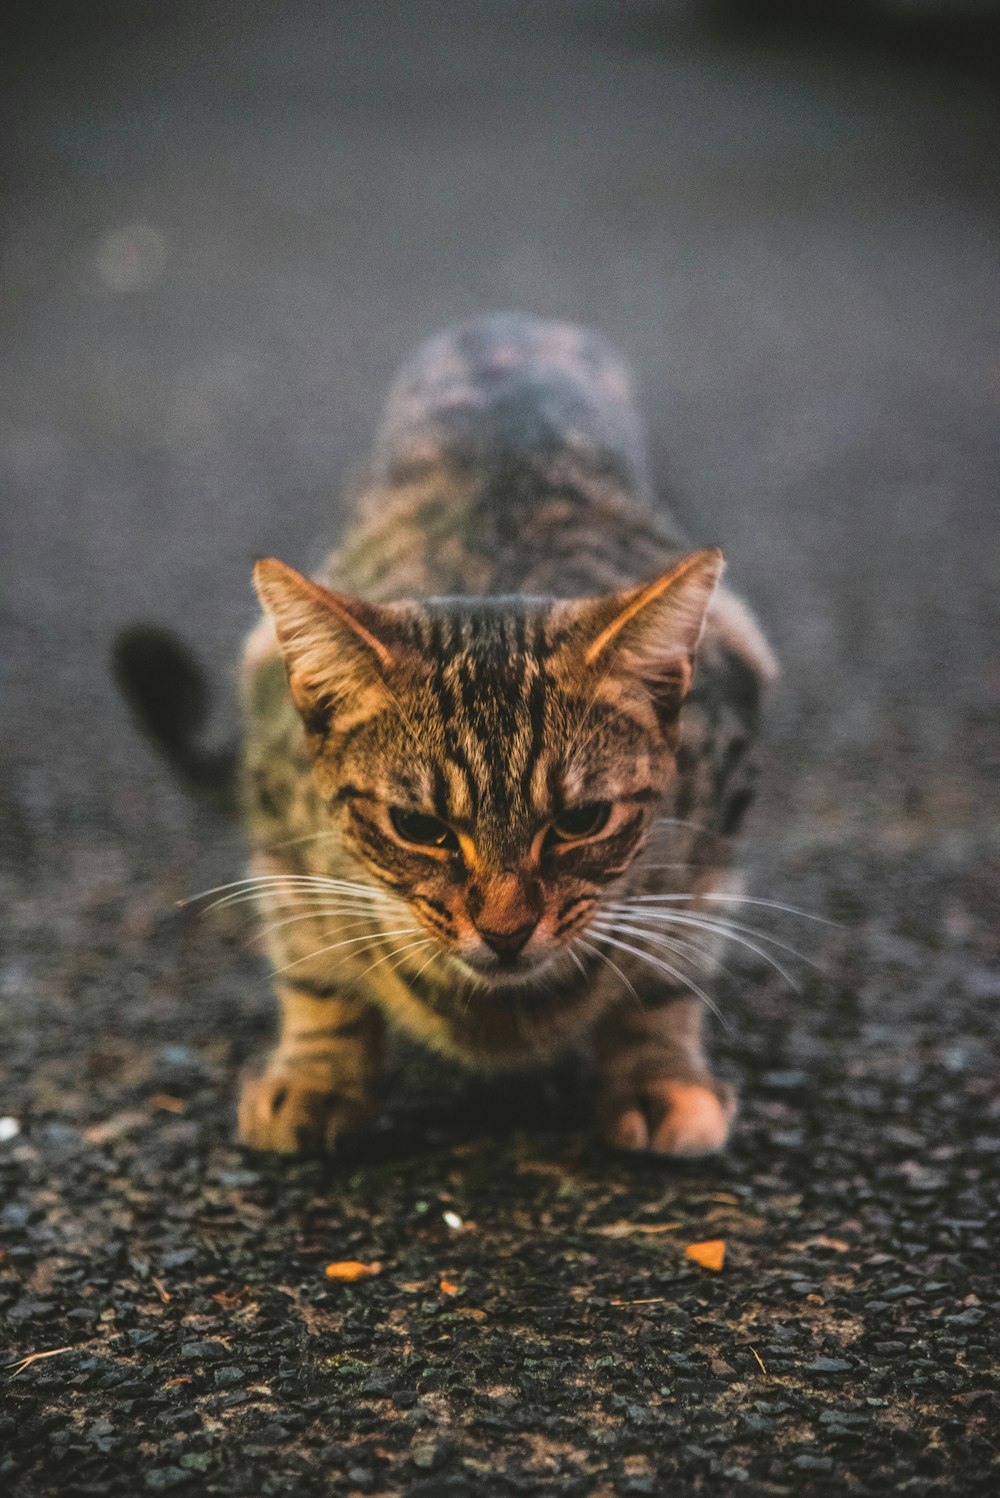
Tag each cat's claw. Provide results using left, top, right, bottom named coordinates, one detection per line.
left=601, top=1078, right=736, bottom=1157
left=237, top=1070, right=371, bottom=1155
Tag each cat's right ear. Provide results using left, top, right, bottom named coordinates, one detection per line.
left=253, top=559, right=398, bottom=739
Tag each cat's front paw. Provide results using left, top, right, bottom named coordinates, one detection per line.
left=237, top=1070, right=372, bottom=1155
left=600, top=1078, right=736, bottom=1157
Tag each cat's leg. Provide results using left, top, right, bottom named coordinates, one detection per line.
left=593, top=994, right=735, bottom=1157
left=238, top=980, right=385, bottom=1154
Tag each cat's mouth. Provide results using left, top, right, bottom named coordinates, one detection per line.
left=449, top=946, right=570, bottom=992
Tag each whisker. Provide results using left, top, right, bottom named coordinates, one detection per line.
left=653, top=817, right=713, bottom=837
left=408, top=947, right=442, bottom=988
left=354, top=937, right=435, bottom=985
left=575, top=937, right=640, bottom=1005
left=606, top=907, right=808, bottom=988
left=608, top=902, right=819, bottom=965
left=586, top=928, right=731, bottom=1031
left=251, top=909, right=384, bottom=946
left=618, top=893, right=837, bottom=925
left=593, top=919, right=737, bottom=983
left=197, top=884, right=400, bottom=918
left=207, top=889, right=401, bottom=917
left=275, top=926, right=420, bottom=975
left=181, top=874, right=398, bottom=910
left=566, top=942, right=589, bottom=982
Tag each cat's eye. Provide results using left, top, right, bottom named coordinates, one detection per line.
left=551, top=801, right=612, bottom=842
left=389, top=807, right=458, bottom=851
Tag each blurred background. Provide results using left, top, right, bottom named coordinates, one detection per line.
left=2, top=0, right=998, bottom=890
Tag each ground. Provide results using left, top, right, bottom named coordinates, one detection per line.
left=1, top=3, right=998, bottom=1494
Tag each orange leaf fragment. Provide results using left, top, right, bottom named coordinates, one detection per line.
left=150, top=1093, right=187, bottom=1114
left=324, top=1260, right=382, bottom=1282
left=684, top=1238, right=726, bottom=1272
left=212, top=1285, right=252, bottom=1307
left=439, top=1279, right=459, bottom=1295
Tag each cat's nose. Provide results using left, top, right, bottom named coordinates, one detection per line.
left=477, top=920, right=537, bottom=959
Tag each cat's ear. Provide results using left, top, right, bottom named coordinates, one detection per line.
left=570, top=548, right=724, bottom=718
left=253, top=558, right=398, bottom=739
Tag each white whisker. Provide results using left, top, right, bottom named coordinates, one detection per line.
left=575, top=937, right=640, bottom=1004
left=653, top=817, right=713, bottom=836
left=606, top=907, right=808, bottom=988
left=592, top=919, right=735, bottom=982
left=619, top=893, right=836, bottom=925
left=181, top=873, right=398, bottom=911
left=275, top=926, right=420, bottom=975
left=252, top=909, right=384, bottom=946
left=354, top=937, right=434, bottom=985
left=408, top=947, right=443, bottom=988
left=586, top=927, right=730, bottom=1031
left=566, top=942, right=589, bottom=982
left=207, top=889, right=401, bottom=917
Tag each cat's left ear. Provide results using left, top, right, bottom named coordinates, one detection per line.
left=567, top=547, right=724, bottom=717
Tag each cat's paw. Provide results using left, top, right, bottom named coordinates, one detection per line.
left=237, top=1070, right=372, bottom=1155
left=600, top=1078, right=736, bottom=1157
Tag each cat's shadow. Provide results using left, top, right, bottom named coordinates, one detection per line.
left=247, top=1044, right=737, bottom=1183
left=347, top=1046, right=595, bottom=1169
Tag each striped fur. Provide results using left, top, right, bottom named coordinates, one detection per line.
left=238, top=313, right=777, bottom=1156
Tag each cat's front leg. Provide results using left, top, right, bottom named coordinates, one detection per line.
left=238, top=981, right=385, bottom=1154
left=594, top=995, right=736, bottom=1157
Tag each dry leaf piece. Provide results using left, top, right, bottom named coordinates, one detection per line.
left=685, top=1238, right=726, bottom=1272
left=324, top=1260, right=382, bottom=1282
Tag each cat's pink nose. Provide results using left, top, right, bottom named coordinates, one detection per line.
left=477, top=920, right=537, bottom=959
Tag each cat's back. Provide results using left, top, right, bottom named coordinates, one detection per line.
left=369, top=312, right=653, bottom=499
left=333, top=313, right=682, bottom=599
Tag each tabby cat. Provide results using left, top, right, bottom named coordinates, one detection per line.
left=123, top=313, right=778, bottom=1156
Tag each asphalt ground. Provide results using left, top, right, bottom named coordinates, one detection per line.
left=1, top=3, right=999, bottom=1494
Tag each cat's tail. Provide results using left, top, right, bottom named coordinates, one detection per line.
left=112, top=626, right=239, bottom=813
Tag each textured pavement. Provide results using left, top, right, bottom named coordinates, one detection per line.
left=2, top=3, right=999, bottom=1494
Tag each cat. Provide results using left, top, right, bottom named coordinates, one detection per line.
left=120, top=313, right=778, bottom=1157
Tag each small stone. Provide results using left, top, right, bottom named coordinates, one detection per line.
left=160, top=1248, right=198, bottom=1270
left=144, top=1469, right=191, bottom=1492
left=944, top=1308, right=985, bottom=1327
left=179, top=1340, right=227, bottom=1362
left=761, top=1070, right=810, bottom=1090
left=7, top=1300, right=56, bottom=1323
left=819, top=1410, right=868, bottom=1428
left=807, top=1357, right=852, bottom=1373
left=791, top=1455, right=834, bottom=1473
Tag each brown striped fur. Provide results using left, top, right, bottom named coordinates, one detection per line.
left=238, top=314, right=777, bottom=1156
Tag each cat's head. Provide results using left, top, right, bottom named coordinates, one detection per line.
left=254, top=549, right=722, bottom=986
